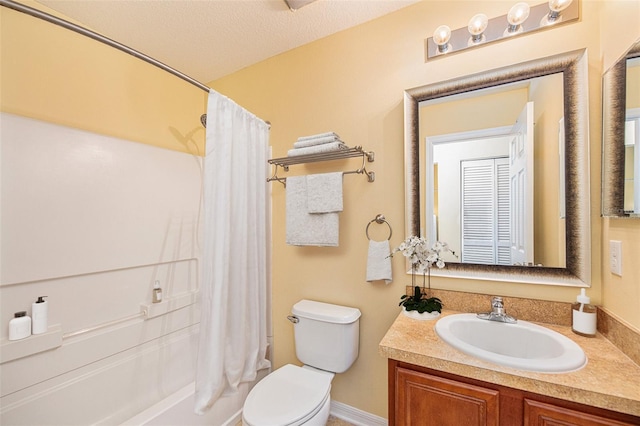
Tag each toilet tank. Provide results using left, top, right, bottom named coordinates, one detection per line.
left=291, top=300, right=361, bottom=374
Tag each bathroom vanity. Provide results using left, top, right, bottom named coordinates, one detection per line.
left=379, top=311, right=640, bottom=425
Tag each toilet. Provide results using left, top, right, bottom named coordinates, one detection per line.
left=242, top=299, right=361, bottom=426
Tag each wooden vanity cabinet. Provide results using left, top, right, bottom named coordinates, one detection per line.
left=388, top=360, right=640, bottom=426
left=523, top=399, right=635, bottom=425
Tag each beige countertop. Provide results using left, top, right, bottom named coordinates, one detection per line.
left=379, top=310, right=640, bottom=417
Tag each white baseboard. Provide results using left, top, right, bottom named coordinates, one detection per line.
left=221, top=409, right=242, bottom=426
left=330, top=401, right=387, bottom=426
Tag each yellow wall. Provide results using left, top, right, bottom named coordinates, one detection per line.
left=529, top=73, right=566, bottom=267
left=0, top=0, right=206, bottom=155
left=211, top=0, right=640, bottom=418
left=420, top=88, right=527, bottom=136
left=599, top=0, right=640, bottom=333
left=629, top=62, right=640, bottom=108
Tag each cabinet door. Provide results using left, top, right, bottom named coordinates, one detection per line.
left=395, top=367, right=499, bottom=426
left=524, top=399, right=635, bottom=426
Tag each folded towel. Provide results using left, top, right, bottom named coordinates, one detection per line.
left=286, top=176, right=339, bottom=247
left=366, top=240, right=393, bottom=284
left=293, top=135, right=342, bottom=149
left=297, top=132, right=340, bottom=142
left=307, top=172, right=343, bottom=214
left=287, top=141, right=348, bottom=157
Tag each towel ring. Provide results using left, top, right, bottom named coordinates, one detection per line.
left=366, top=214, right=392, bottom=240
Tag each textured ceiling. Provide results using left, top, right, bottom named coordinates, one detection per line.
left=35, top=0, right=421, bottom=84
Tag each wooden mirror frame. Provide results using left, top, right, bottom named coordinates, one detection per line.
left=404, top=49, right=591, bottom=286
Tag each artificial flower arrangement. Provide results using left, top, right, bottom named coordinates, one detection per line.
left=390, top=236, right=456, bottom=314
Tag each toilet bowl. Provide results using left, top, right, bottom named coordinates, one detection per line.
left=242, top=300, right=361, bottom=426
left=242, top=364, right=333, bottom=426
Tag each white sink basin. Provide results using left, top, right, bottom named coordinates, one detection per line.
left=435, top=313, right=586, bottom=373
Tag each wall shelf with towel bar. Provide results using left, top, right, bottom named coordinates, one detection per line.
left=267, top=146, right=375, bottom=186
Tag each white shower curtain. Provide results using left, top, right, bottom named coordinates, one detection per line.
left=194, top=90, right=271, bottom=414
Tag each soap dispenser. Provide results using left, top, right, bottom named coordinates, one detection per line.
left=152, top=281, right=163, bottom=304
left=32, top=296, right=48, bottom=335
left=571, top=288, right=596, bottom=337
left=9, top=311, right=32, bottom=340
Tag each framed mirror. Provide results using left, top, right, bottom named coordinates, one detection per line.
left=602, top=39, right=640, bottom=218
left=405, top=49, right=591, bottom=286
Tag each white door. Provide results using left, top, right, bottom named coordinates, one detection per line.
left=509, top=102, right=534, bottom=265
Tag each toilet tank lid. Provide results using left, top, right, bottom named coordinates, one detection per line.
left=292, top=300, right=361, bottom=324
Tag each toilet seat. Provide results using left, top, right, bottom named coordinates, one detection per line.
left=243, top=364, right=332, bottom=426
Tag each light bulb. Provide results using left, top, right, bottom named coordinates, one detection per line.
left=433, top=25, right=452, bottom=53
left=548, top=0, right=572, bottom=22
left=468, top=13, right=489, bottom=43
left=507, top=2, right=530, bottom=33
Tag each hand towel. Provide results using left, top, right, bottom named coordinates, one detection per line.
left=286, top=176, right=339, bottom=247
left=293, top=135, right=342, bottom=149
left=306, top=172, right=343, bottom=214
left=287, top=141, right=348, bottom=157
left=296, top=131, right=340, bottom=142
left=366, top=240, right=393, bottom=284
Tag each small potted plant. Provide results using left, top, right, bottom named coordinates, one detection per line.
left=390, top=237, right=456, bottom=320
left=399, top=285, right=443, bottom=316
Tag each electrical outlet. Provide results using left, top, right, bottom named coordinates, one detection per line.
left=609, top=240, right=622, bottom=276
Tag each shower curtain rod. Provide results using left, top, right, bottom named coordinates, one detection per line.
left=0, top=0, right=210, bottom=93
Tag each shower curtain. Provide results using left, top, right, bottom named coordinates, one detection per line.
left=194, top=90, right=271, bottom=414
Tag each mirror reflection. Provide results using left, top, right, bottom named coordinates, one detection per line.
left=405, top=49, right=591, bottom=286
left=420, top=74, right=566, bottom=268
left=602, top=39, right=640, bottom=218
left=624, top=56, right=640, bottom=214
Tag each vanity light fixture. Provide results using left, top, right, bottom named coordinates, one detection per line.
left=426, top=0, right=579, bottom=60
left=468, top=13, right=489, bottom=44
left=433, top=25, right=452, bottom=53
left=547, top=0, right=573, bottom=23
left=506, top=2, right=530, bottom=34
left=283, top=0, right=318, bottom=11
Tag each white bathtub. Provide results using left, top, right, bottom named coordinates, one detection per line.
left=122, top=375, right=267, bottom=426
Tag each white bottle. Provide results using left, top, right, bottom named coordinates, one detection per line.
left=32, top=296, right=48, bottom=335
left=152, top=281, right=163, bottom=303
left=9, top=311, right=32, bottom=341
left=571, top=288, right=596, bottom=337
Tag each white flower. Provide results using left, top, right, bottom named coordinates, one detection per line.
left=390, top=236, right=456, bottom=271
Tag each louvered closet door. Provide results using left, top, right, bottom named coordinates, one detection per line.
left=461, top=157, right=510, bottom=265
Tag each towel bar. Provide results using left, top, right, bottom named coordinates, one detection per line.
left=267, top=146, right=375, bottom=186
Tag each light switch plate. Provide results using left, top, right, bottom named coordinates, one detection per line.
left=609, top=240, right=622, bottom=276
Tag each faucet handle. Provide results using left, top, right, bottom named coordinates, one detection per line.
left=477, top=296, right=517, bottom=323
left=491, top=296, right=505, bottom=314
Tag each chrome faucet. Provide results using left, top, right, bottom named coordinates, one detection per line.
left=477, top=296, right=517, bottom=323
